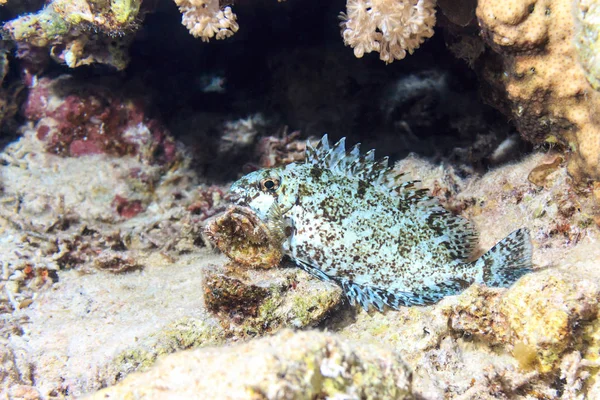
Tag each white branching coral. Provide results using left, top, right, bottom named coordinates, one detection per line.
left=340, top=0, right=437, bottom=63
left=173, top=0, right=239, bottom=42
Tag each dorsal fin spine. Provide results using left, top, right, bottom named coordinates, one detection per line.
left=307, top=135, right=401, bottom=192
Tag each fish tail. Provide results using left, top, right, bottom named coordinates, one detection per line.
left=474, top=228, right=533, bottom=287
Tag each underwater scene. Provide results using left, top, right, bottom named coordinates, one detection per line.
left=1, top=0, right=600, bottom=398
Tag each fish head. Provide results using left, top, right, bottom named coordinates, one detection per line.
left=230, top=165, right=301, bottom=221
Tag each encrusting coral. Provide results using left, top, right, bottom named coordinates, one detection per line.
left=22, top=75, right=177, bottom=163
left=575, top=0, right=600, bottom=91
left=476, top=0, right=600, bottom=185
left=340, top=0, right=437, bottom=63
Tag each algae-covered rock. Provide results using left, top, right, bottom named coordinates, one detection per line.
left=448, top=270, right=600, bottom=373
left=500, top=272, right=599, bottom=373
left=203, top=263, right=343, bottom=336
left=204, top=269, right=270, bottom=317
left=3, top=0, right=145, bottom=70
left=109, top=317, right=226, bottom=382
left=91, top=330, right=415, bottom=399
left=202, top=203, right=343, bottom=336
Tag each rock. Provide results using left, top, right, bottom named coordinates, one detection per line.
left=6, top=252, right=225, bottom=397
left=91, top=330, right=414, bottom=400
left=203, top=262, right=343, bottom=336
left=22, top=75, right=177, bottom=165
left=3, top=0, right=145, bottom=70
left=448, top=269, right=600, bottom=373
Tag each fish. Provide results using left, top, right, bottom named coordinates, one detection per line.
left=229, top=135, right=533, bottom=311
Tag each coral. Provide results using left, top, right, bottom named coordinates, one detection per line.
left=51, top=0, right=141, bottom=30
left=173, top=0, right=239, bottom=42
left=218, top=113, right=268, bottom=156
left=338, top=269, right=600, bottom=398
left=0, top=108, right=206, bottom=315
left=256, top=130, right=318, bottom=169
left=23, top=75, right=178, bottom=164
left=91, top=330, right=414, bottom=399
left=2, top=147, right=599, bottom=398
left=2, top=0, right=145, bottom=70
left=575, top=0, right=600, bottom=90
left=476, top=0, right=600, bottom=184
left=340, top=0, right=437, bottom=63
left=3, top=6, right=68, bottom=48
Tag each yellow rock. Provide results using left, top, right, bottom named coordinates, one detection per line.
left=91, top=330, right=414, bottom=399
left=449, top=270, right=600, bottom=373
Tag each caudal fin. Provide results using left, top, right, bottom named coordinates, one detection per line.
left=475, top=228, right=533, bottom=287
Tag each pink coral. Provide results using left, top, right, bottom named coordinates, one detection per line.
left=112, top=195, right=144, bottom=219
left=23, top=75, right=178, bottom=165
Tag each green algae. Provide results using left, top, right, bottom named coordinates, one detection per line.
left=112, top=317, right=225, bottom=377
left=110, top=0, right=141, bottom=25
left=205, top=266, right=342, bottom=337
left=5, top=7, right=69, bottom=47
left=256, top=287, right=283, bottom=325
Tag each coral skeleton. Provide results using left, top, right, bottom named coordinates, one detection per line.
left=340, top=0, right=437, bottom=63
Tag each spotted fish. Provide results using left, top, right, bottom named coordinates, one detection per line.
left=230, top=135, right=533, bottom=311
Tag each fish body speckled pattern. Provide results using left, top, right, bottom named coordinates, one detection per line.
left=230, top=135, right=533, bottom=311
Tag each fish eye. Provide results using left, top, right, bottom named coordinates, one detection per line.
left=260, top=177, right=280, bottom=192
